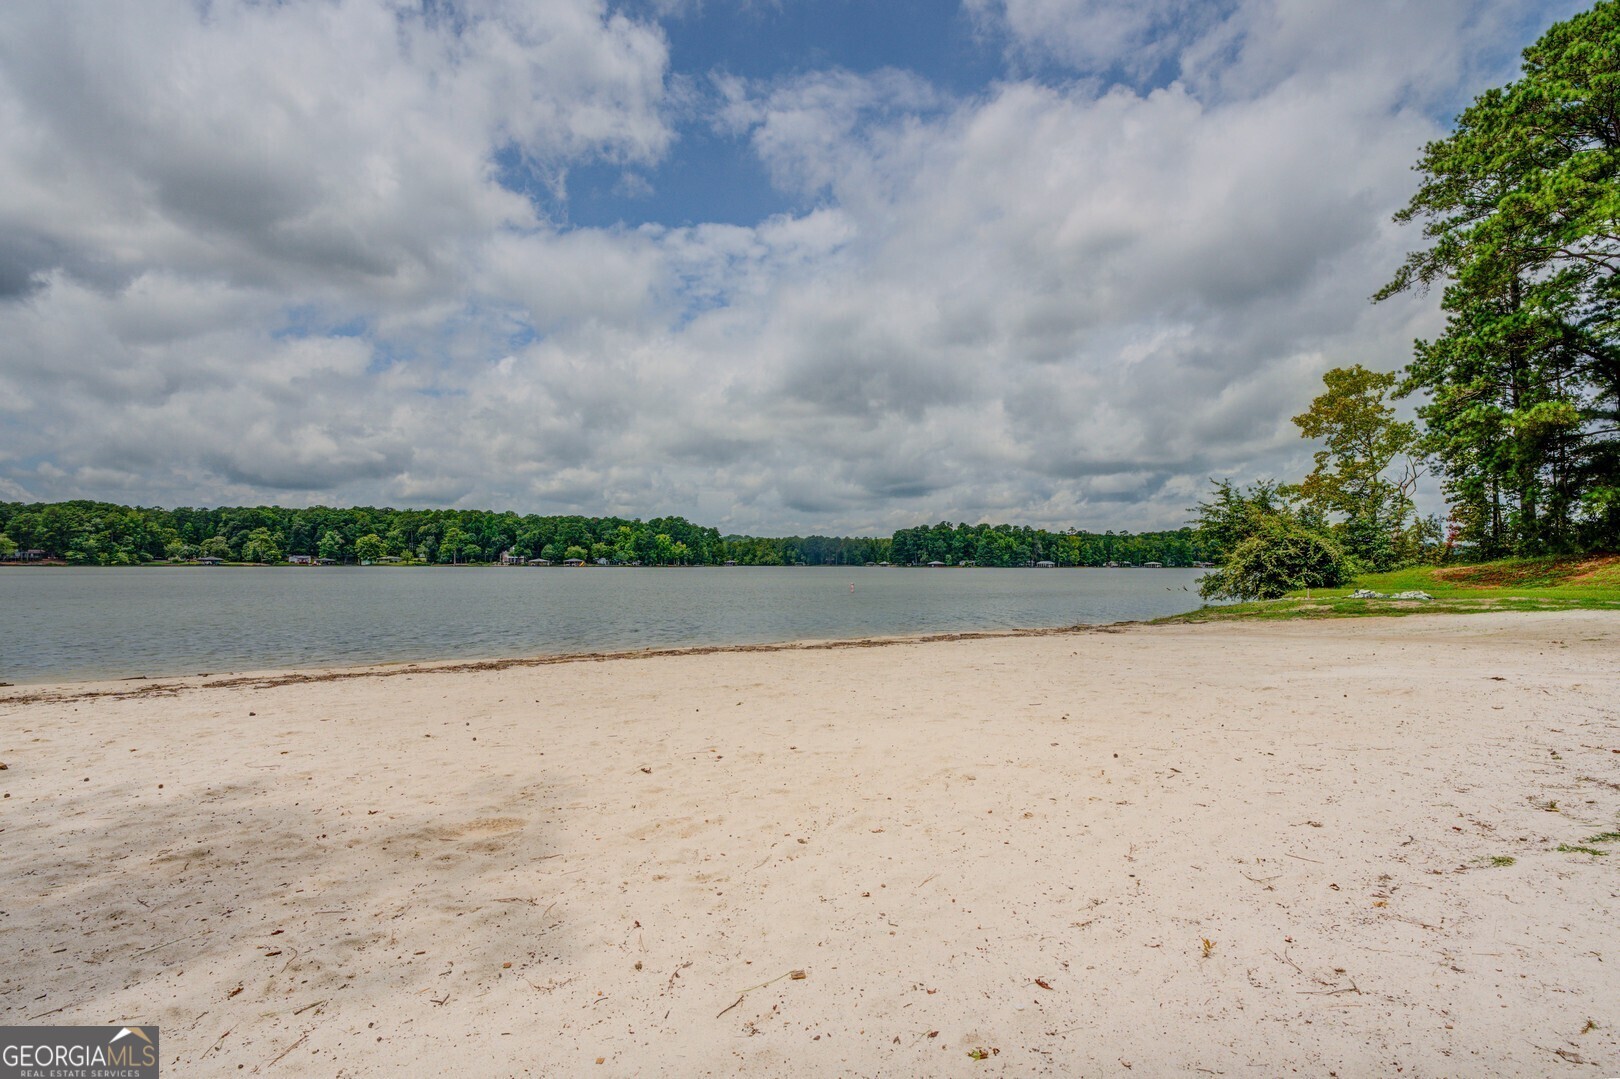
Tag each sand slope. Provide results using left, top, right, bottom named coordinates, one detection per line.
left=2, top=611, right=1617, bottom=1076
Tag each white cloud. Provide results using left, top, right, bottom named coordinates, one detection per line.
left=662, top=56, right=1445, bottom=526
left=966, top=0, right=1236, bottom=79
left=0, top=0, right=671, bottom=300
left=716, top=68, right=947, bottom=199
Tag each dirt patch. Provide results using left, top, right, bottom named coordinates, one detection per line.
left=1433, top=554, right=1618, bottom=588
left=1566, top=554, right=1620, bottom=586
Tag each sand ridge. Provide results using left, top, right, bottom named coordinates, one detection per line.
left=1, top=611, right=1617, bottom=1075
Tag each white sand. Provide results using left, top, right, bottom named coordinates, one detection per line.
left=2, top=611, right=1617, bottom=1076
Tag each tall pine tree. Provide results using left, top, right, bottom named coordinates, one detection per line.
left=1380, top=2, right=1620, bottom=553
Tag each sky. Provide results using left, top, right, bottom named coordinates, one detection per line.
left=0, top=0, right=1589, bottom=535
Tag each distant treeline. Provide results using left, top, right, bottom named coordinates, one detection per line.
left=0, top=501, right=1211, bottom=567
left=890, top=521, right=1211, bottom=567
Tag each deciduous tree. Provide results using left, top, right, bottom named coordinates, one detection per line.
left=1289, top=365, right=1425, bottom=568
left=354, top=534, right=386, bottom=563
left=239, top=527, right=283, bottom=564
left=317, top=529, right=348, bottom=563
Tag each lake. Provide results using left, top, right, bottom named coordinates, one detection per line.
left=1, top=565, right=1211, bottom=684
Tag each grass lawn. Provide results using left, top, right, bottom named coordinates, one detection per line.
left=1159, top=553, right=1620, bottom=623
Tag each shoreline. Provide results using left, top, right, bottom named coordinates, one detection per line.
left=0, top=602, right=1592, bottom=700
left=2, top=597, right=1598, bottom=698
left=3, top=610, right=1617, bottom=1074
left=0, top=620, right=1135, bottom=702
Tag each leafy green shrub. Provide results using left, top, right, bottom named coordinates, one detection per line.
left=1199, top=515, right=1349, bottom=600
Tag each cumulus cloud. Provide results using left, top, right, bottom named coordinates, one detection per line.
left=0, top=0, right=672, bottom=294
left=0, top=0, right=1590, bottom=531
left=967, top=0, right=1237, bottom=80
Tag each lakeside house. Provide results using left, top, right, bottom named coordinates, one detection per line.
left=925, top=561, right=947, bottom=567
left=1035, top=560, right=1056, bottom=567
left=196, top=556, right=224, bottom=565
left=1143, top=561, right=1163, bottom=568
left=288, top=554, right=313, bottom=565
left=527, top=558, right=551, bottom=566
left=562, top=558, right=586, bottom=567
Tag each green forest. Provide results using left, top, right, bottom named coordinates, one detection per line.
left=0, top=501, right=1211, bottom=568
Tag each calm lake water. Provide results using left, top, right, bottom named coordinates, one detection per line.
left=1, top=565, right=1210, bottom=684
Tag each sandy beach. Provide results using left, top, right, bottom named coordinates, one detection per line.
left=2, top=611, right=1617, bottom=1076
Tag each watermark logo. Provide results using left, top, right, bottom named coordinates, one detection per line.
left=1, top=1025, right=159, bottom=1078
